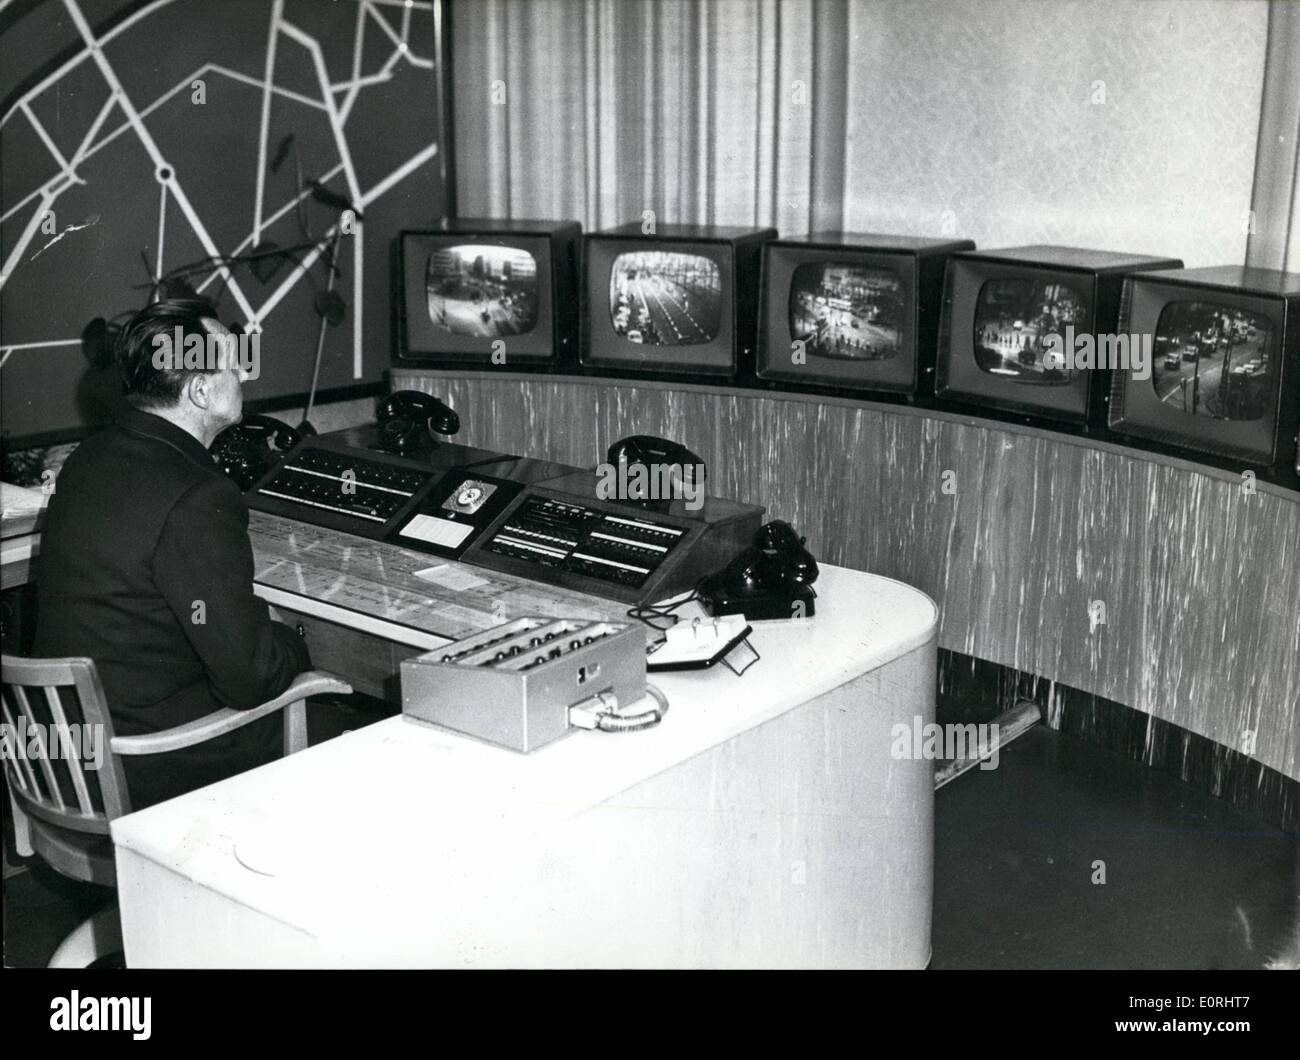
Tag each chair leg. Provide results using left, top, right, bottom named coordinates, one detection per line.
left=10, top=795, right=33, bottom=857
left=48, top=904, right=122, bottom=968
left=284, top=699, right=308, bottom=755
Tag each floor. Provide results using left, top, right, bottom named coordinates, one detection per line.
left=4, top=712, right=1298, bottom=969
left=933, top=727, right=1299, bottom=970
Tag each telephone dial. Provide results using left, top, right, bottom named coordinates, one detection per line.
left=376, top=390, right=460, bottom=456
left=605, top=434, right=706, bottom=510
left=698, top=519, right=819, bottom=620
left=211, top=414, right=304, bottom=491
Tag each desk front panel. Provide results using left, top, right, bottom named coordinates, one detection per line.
left=111, top=565, right=939, bottom=968
left=271, top=606, right=422, bottom=701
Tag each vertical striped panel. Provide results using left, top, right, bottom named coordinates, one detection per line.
left=395, top=370, right=1300, bottom=781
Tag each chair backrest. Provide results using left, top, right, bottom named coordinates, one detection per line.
left=1, top=654, right=132, bottom=832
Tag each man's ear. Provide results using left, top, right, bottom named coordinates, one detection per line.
left=183, top=371, right=213, bottom=412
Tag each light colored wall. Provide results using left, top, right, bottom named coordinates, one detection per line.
left=454, top=0, right=1272, bottom=266
left=837, top=0, right=1267, bottom=265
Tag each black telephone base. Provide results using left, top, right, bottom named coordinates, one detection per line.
left=700, top=584, right=816, bottom=621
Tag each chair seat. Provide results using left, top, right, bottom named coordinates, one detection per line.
left=28, top=818, right=117, bottom=888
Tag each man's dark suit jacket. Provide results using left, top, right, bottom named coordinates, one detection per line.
left=34, top=406, right=310, bottom=808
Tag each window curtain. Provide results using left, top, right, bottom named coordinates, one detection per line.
left=452, top=0, right=851, bottom=235
left=1246, top=0, right=1300, bottom=271
left=452, top=0, right=1297, bottom=270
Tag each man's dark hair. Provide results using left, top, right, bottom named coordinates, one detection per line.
left=116, top=298, right=222, bottom=408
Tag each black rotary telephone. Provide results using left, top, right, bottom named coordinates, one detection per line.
left=698, top=520, right=820, bottom=620
left=375, top=390, right=461, bottom=456
left=211, top=414, right=304, bottom=491
left=606, top=434, right=706, bottom=510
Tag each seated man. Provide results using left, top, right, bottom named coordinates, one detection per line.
left=34, top=299, right=310, bottom=808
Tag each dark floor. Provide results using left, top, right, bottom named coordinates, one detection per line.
left=4, top=713, right=1298, bottom=969
left=933, top=726, right=1300, bottom=969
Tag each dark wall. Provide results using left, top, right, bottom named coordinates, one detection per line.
left=1, top=0, right=448, bottom=443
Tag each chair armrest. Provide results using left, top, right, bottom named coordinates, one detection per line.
left=109, top=671, right=353, bottom=756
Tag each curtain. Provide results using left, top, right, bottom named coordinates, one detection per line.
left=1246, top=0, right=1300, bottom=271
left=452, top=0, right=851, bottom=235
left=452, top=0, right=1295, bottom=270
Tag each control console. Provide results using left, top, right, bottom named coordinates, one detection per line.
left=245, top=434, right=763, bottom=605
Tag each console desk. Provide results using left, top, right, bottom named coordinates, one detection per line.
left=0, top=483, right=45, bottom=592
left=109, top=532, right=938, bottom=969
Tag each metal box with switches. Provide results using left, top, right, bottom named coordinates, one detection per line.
left=400, top=617, right=647, bottom=752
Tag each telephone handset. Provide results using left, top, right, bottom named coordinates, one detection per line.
left=754, top=520, right=819, bottom=585
left=376, top=390, right=460, bottom=456
left=605, top=434, right=706, bottom=509
left=698, top=519, right=819, bottom=619
left=211, top=414, right=304, bottom=491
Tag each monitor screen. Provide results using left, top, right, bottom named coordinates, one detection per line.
left=757, top=245, right=916, bottom=391
left=789, top=263, right=904, bottom=361
left=971, top=277, right=1089, bottom=386
left=1110, top=278, right=1287, bottom=463
left=937, top=259, right=1095, bottom=420
left=425, top=244, right=539, bottom=339
left=609, top=251, right=721, bottom=347
left=584, top=239, right=735, bottom=374
left=401, top=233, right=556, bottom=362
left=1148, top=301, right=1274, bottom=422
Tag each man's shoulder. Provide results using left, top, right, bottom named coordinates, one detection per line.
left=57, top=419, right=233, bottom=523
left=168, top=469, right=247, bottom=526
left=71, top=419, right=217, bottom=479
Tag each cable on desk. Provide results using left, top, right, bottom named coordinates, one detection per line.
left=627, top=583, right=703, bottom=632
left=569, top=683, right=670, bottom=734
left=596, top=682, right=669, bottom=732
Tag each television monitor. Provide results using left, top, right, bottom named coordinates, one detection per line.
left=582, top=223, right=776, bottom=377
left=756, top=232, right=975, bottom=395
left=397, top=219, right=581, bottom=367
left=936, top=246, right=1183, bottom=423
left=1108, top=266, right=1300, bottom=468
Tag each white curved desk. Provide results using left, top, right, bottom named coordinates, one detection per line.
left=111, top=562, right=938, bottom=969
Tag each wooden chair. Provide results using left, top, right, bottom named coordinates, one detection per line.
left=1, top=655, right=351, bottom=966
